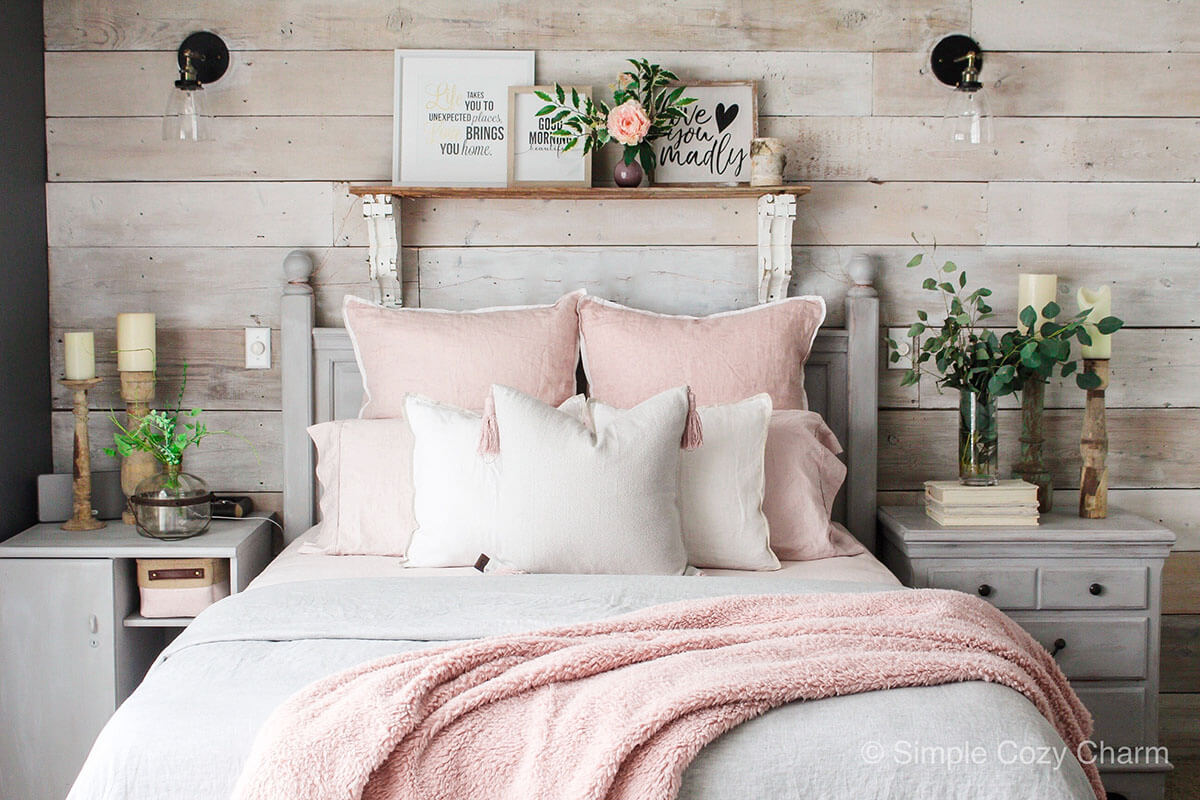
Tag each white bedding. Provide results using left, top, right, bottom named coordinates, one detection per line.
left=248, top=524, right=902, bottom=590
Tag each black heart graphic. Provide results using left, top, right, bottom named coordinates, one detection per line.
left=714, top=103, right=739, bottom=133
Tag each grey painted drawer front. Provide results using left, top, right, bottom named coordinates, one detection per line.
left=1017, top=616, right=1149, bottom=680
left=1074, top=685, right=1148, bottom=750
left=1038, top=566, right=1149, bottom=610
left=925, top=566, right=1037, bottom=609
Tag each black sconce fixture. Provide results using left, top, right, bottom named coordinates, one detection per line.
left=931, top=34, right=993, bottom=146
left=162, top=31, right=229, bottom=142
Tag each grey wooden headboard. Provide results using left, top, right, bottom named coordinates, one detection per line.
left=279, top=252, right=879, bottom=551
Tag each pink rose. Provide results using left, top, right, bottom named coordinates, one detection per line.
left=606, top=99, right=651, bottom=146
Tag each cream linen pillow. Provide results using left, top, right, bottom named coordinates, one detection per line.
left=591, top=394, right=779, bottom=571
left=404, top=394, right=587, bottom=567
left=492, top=384, right=689, bottom=575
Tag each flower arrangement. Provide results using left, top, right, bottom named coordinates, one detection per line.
left=889, top=253, right=1123, bottom=397
left=887, top=250, right=1123, bottom=485
left=533, top=59, right=696, bottom=183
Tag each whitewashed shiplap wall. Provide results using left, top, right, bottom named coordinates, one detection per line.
left=41, top=2, right=1198, bottom=790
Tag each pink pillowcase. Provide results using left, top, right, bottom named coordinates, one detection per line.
left=578, top=295, right=826, bottom=410
left=764, top=411, right=865, bottom=561
left=305, top=419, right=416, bottom=556
left=345, top=291, right=583, bottom=419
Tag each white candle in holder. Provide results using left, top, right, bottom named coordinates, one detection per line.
left=1077, top=286, right=1113, bottom=359
left=1017, top=274, right=1058, bottom=335
left=116, top=313, right=156, bottom=372
left=63, top=331, right=95, bottom=380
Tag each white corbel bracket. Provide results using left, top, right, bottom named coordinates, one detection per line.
left=362, top=193, right=402, bottom=306
left=757, top=193, right=797, bottom=303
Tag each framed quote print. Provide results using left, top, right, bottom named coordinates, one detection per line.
left=507, top=86, right=592, bottom=187
left=392, top=50, right=534, bottom=186
left=653, top=81, right=758, bottom=185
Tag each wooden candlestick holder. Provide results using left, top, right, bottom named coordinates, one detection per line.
left=61, top=378, right=106, bottom=531
left=119, top=370, right=158, bottom=525
left=1014, top=376, right=1053, bottom=512
left=1079, top=359, right=1109, bottom=519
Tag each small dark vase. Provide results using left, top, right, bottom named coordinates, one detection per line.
left=613, top=159, right=644, bottom=188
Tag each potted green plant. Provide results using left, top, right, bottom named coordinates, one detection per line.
left=104, top=365, right=224, bottom=539
left=888, top=253, right=1122, bottom=487
left=532, top=59, right=696, bottom=186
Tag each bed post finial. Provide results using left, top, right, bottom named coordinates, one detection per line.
left=844, top=252, right=879, bottom=551
left=283, top=249, right=314, bottom=294
left=846, top=253, right=878, bottom=296
left=281, top=250, right=316, bottom=543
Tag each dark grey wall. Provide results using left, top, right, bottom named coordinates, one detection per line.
left=0, top=0, right=50, bottom=540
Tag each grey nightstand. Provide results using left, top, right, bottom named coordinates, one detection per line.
left=878, top=506, right=1176, bottom=800
left=0, top=518, right=273, bottom=800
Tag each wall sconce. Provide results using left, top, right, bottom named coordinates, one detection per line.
left=931, top=34, right=993, bottom=146
left=162, top=31, right=229, bottom=142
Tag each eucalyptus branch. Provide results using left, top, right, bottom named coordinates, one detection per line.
left=886, top=250, right=1125, bottom=398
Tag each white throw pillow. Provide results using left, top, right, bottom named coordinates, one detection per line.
left=591, top=394, right=779, bottom=571
left=404, top=393, right=587, bottom=567
left=492, top=384, right=690, bottom=575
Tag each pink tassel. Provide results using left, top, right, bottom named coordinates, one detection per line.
left=681, top=387, right=703, bottom=451
left=478, top=393, right=501, bottom=456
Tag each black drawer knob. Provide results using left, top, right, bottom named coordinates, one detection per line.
left=1051, top=638, right=1067, bottom=656
left=1089, top=583, right=1104, bottom=596
left=977, top=584, right=992, bottom=597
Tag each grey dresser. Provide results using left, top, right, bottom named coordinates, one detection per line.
left=878, top=506, right=1177, bottom=800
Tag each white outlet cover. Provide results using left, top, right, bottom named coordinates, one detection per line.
left=245, top=327, right=271, bottom=369
left=887, top=327, right=915, bottom=370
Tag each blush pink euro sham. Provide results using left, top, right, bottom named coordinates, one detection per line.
left=577, top=295, right=826, bottom=410
left=764, top=410, right=864, bottom=560
left=344, top=290, right=583, bottom=419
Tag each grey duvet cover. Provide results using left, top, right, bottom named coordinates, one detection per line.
left=68, top=575, right=1096, bottom=800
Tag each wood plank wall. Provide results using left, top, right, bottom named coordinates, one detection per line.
left=42, top=2, right=1197, bottom=791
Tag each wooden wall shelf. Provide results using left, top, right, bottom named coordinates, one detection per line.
left=350, top=183, right=810, bottom=307
left=347, top=184, right=811, bottom=200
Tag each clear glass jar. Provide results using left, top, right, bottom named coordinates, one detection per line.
left=131, top=464, right=213, bottom=540
left=959, top=389, right=999, bottom=486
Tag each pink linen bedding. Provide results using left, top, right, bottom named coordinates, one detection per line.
left=233, top=589, right=1102, bottom=800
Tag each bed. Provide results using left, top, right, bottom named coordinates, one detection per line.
left=66, top=255, right=1099, bottom=800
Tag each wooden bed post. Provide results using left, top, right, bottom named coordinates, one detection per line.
left=281, top=251, right=316, bottom=539
left=845, top=255, right=879, bottom=551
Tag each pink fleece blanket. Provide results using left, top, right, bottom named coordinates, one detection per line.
left=233, top=589, right=1103, bottom=800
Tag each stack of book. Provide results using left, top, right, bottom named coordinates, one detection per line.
left=924, top=479, right=1040, bottom=527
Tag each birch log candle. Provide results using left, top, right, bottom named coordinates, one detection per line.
left=63, top=331, right=96, bottom=380
left=1017, top=274, right=1057, bottom=335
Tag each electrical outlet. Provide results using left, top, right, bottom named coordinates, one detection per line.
left=245, top=327, right=271, bottom=369
left=887, top=327, right=916, bottom=370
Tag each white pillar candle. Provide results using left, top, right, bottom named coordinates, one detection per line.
left=1077, top=286, right=1113, bottom=359
left=63, top=331, right=95, bottom=380
left=116, top=313, right=156, bottom=372
left=1017, top=273, right=1058, bottom=336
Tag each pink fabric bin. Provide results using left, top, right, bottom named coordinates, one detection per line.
left=136, top=558, right=230, bottom=618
